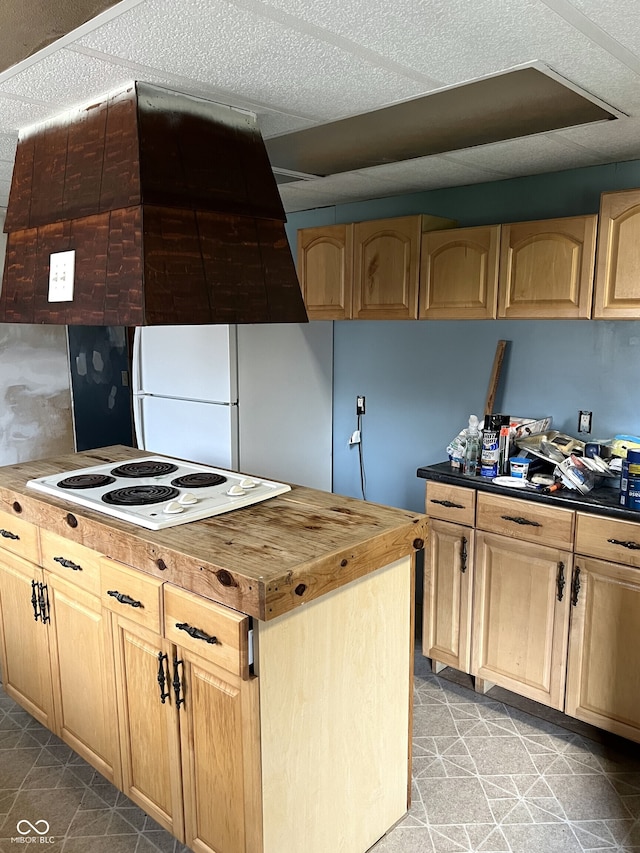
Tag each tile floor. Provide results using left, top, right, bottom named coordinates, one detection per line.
left=0, top=649, right=639, bottom=852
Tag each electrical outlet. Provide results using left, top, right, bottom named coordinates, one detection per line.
left=578, top=410, right=593, bottom=434
left=48, top=250, right=75, bottom=302
left=356, top=395, right=366, bottom=416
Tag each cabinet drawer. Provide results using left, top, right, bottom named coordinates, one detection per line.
left=100, top=558, right=163, bottom=633
left=164, top=584, right=251, bottom=679
left=425, top=482, right=475, bottom=525
left=40, top=530, right=101, bottom=595
left=575, top=513, right=640, bottom=568
left=0, top=509, right=39, bottom=564
left=476, top=493, right=574, bottom=548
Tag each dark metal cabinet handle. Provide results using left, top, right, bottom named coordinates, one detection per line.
left=53, top=556, right=82, bottom=571
left=173, top=658, right=185, bottom=709
left=607, top=538, right=640, bottom=551
left=501, top=515, right=541, bottom=527
left=430, top=499, right=464, bottom=509
left=157, top=652, right=170, bottom=704
left=37, top=583, right=50, bottom=624
left=571, top=567, right=581, bottom=607
left=175, top=622, right=218, bottom=644
left=460, top=536, right=468, bottom=573
left=31, top=579, right=40, bottom=621
left=107, top=590, right=143, bottom=608
left=556, top=562, right=565, bottom=602
left=0, top=529, right=19, bottom=540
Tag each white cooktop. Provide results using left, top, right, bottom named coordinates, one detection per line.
left=27, top=456, right=291, bottom=530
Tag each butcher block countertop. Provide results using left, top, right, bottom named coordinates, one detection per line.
left=0, top=446, right=427, bottom=621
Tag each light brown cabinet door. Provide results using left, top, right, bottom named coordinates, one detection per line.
left=179, top=649, right=261, bottom=853
left=419, top=225, right=500, bottom=319
left=472, top=532, right=571, bottom=709
left=593, top=188, right=640, bottom=318
left=353, top=216, right=421, bottom=319
left=297, top=224, right=353, bottom=319
left=47, top=572, right=121, bottom=786
left=498, top=215, right=597, bottom=318
left=423, top=519, right=474, bottom=673
left=111, top=615, right=184, bottom=840
left=0, top=552, right=54, bottom=728
left=565, top=556, right=640, bottom=742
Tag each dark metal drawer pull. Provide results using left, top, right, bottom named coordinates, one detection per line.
left=107, top=590, right=142, bottom=608
left=31, top=579, right=40, bottom=621
left=37, top=582, right=50, bottom=624
left=556, top=561, right=565, bottom=602
left=460, top=536, right=468, bottom=573
left=175, top=622, right=218, bottom=644
left=0, top=529, right=19, bottom=540
left=430, top=499, right=464, bottom=509
left=53, top=556, right=82, bottom=571
left=501, top=515, right=541, bottom=527
left=173, top=658, right=185, bottom=709
left=607, top=538, right=640, bottom=551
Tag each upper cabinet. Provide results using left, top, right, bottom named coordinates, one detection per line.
left=593, top=188, right=640, bottom=319
left=298, top=214, right=455, bottom=320
left=419, top=225, right=500, bottom=320
left=498, top=215, right=597, bottom=319
left=297, top=224, right=353, bottom=321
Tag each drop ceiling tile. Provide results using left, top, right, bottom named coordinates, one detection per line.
left=563, top=0, right=640, bottom=55
left=258, top=112, right=315, bottom=138
left=369, top=155, right=509, bottom=189
left=442, top=132, right=605, bottom=175
left=262, top=0, right=640, bottom=115
left=0, top=133, right=17, bottom=162
left=555, top=117, right=640, bottom=162
left=75, top=0, right=427, bottom=120
left=0, top=95, right=52, bottom=132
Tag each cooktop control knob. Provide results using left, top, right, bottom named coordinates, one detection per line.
left=227, top=484, right=246, bottom=496
left=163, top=501, right=184, bottom=514
left=240, top=478, right=258, bottom=489
left=178, top=492, right=198, bottom=505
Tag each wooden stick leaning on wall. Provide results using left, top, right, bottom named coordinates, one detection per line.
left=484, top=340, right=508, bottom=416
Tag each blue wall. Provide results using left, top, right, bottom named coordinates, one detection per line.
left=286, top=159, right=640, bottom=513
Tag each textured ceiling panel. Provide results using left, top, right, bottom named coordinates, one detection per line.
left=367, top=154, right=504, bottom=188
left=0, top=94, right=52, bottom=132
left=556, top=117, right=640, bottom=160
left=75, top=0, right=428, bottom=120
left=0, top=135, right=17, bottom=162
left=565, top=0, right=640, bottom=55
left=442, top=132, right=605, bottom=175
left=261, top=0, right=640, bottom=112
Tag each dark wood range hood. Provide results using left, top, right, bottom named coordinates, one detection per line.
left=0, top=82, right=307, bottom=325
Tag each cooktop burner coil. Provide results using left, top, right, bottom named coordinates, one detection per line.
left=102, top=485, right=180, bottom=506
left=111, top=461, right=179, bottom=478
left=57, top=474, right=116, bottom=490
left=171, top=472, right=227, bottom=488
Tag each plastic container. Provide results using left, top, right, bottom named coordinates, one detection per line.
left=620, top=449, right=640, bottom=510
left=463, top=415, right=480, bottom=477
left=509, top=457, right=531, bottom=479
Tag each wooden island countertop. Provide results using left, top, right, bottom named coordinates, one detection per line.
left=0, top=445, right=428, bottom=621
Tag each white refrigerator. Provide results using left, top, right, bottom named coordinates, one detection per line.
left=132, top=323, right=333, bottom=491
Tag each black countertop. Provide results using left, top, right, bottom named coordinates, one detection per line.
left=417, top=462, right=640, bottom=523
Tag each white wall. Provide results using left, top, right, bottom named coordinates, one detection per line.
left=0, top=211, right=75, bottom=465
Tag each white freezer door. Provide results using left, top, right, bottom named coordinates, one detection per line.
left=134, top=395, right=238, bottom=470
left=133, top=325, right=237, bottom=403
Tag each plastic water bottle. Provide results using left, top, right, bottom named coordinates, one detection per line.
left=463, top=415, right=481, bottom=477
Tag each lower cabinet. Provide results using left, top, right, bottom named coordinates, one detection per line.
left=423, top=518, right=474, bottom=674
left=47, top=573, right=121, bottom=785
left=0, top=551, right=54, bottom=728
left=423, top=481, right=640, bottom=743
left=111, top=616, right=184, bottom=839
left=565, top=556, right=640, bottom=741
left=471, top=531, right=572, bottom=709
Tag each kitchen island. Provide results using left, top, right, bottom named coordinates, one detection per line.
left=0, top=446, right=427, bottom=853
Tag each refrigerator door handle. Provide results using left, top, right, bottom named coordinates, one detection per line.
left=132, top=329, right=146, bottom=449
